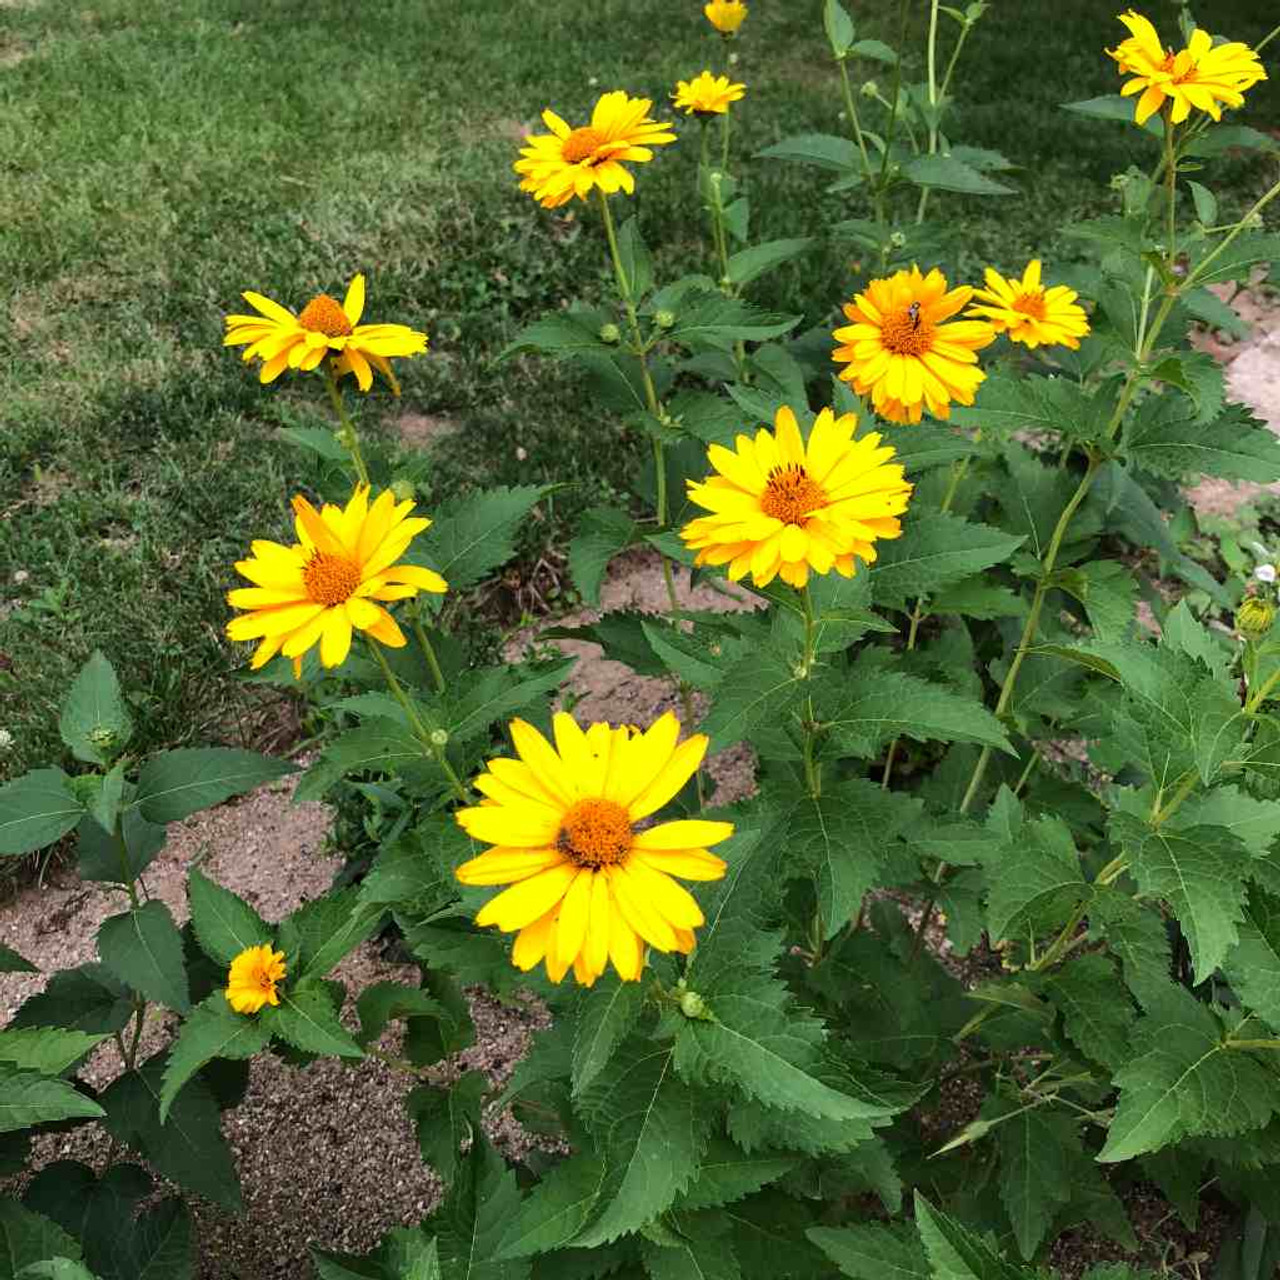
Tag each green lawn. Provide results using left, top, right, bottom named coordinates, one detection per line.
left=2, top=0, right=1276, bottom=777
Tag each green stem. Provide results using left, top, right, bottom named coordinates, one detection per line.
left=836, top=58, right=874, bottom=182
left=720, top=107, right=731, bottom=174
left=116, top=828, right=139, bottom=909
left=324, top=366, right=370, bottom=488
left=1257, top=23, right=1280, bottom=55
left=801, top=585, right=821, bottom=798
left=1226, top=1038, right=1280, bottom=1052
left=1150, top=770, right=1198, bottom=827
left=1185, top=175, right=1280, bottom=291
left=1247, top=664, right=1280, bottom=714
left=124, top=1000, right=145, bottom=1072
left=367, top=637, right=468, bottom=803
left=1163, top=113, right=1178, bottom=266
left=408, top=602, right=446, bottom=695
left=1012, top=746, right=1040, bottom=798
left=914, top=0, right=942, bottom=224
left=874, top=0, right=911, bottom=204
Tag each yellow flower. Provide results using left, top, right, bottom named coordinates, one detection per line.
left=455, top=713, right=732, bottom=986
left=673, top=71, right=746, bottom=116
left=225, top=944, right=286, bottom=1015
left=705, top=0, right=748, bottom=35
left=1108, top=11, right=1267, bottom=126
left=226, top=485, right=445, bottom=675
left=966, top=260, right=1091, bottom=351
left=680, top=406, right=913, bottom=589
left=224, top=273, right=427, bottom=394
left=514, top=91, right=677, bottom=210
left=832, top=265, right=996, bottom=425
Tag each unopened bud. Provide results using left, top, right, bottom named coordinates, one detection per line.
left=390, top=478, right=416, bottom=502
left=861, top=80, right=879, bottom=99
left=598, top=323, right=621, bottom=345
left=1244, top=211, right=1264, bottom=230
left=889, top=231, right=907, bottom=249
left=88, top=727, right=118, bottom=750
left=1109, top=173, right=1130, bottom=192
left=679, top=989, right=712, bottom=1020
left=429, top=728, right=450, bottom=748
left=965, top=1, right=987, bottom=22
left=1237, top=597, right=1276, bottom=642
left=727, top=51, right=740, bottom=66
left=655, top=310, right=676, bottom=331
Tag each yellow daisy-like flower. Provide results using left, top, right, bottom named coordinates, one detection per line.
left=1108, top=10, right=1267, bottom=126
left=705, top=0, right=748, bottom=35
left=225, top=944, right=286, bottom=1015
left=223, top=273, right=428, bottom=394
left=673, top=71, right=746, bottom=117
left=514, top=91, right=677, bottom=210
left=226, top=484, right=446, bottom=675
left=455, top=713, right=732, bottom=987
left=680, top=405, right=913, bottom=590
left=966, top=260, right=1091, bottom=351
left=832, top=265, right=996, bottom=425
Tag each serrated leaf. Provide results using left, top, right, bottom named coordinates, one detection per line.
left=1126, top=398, right=1280, bottom=482
left=413, top=486, right=551, bottom=592
left=0, top=1029, right=106, bottom=1076
left=1222, top=887, right=1280, bottom=1033
left=757, top=133, right=860, bottom=174
left=0, top=1202, right=84, bottom=1280
left=949, top=372, right=1113, bottom=443
left=572, top=978, right=646, bottom=1096
left=808, top=1223, right=929, bottom=1280
left=913, top=1193, right=1031, bottom=1280
left=356, top=982, right=446, bottom=1049
left=1088, top=890, right=1174, bottom=1010
left=823, top=0, right=854, bottom=55
left=76, top=806, right=167, bottom=885
left=1040, top=953, right=1134, bottom=1071
left=726, top=238, right=816, bottom=288
left=432, top=1137, right=529, bottom=1280
left=699, top=655, right=803, bottom=753
left=497, top=1154, right=607, bottom=1259
left=158, top=995, right=270, bottom=1122
left=665, top=293, right=799, bottom=352
left=997, top=1108, right=1075, bottom=1259
left=573, top=1040, right=706, bottom=1246
left=295, top=722, right=434, bottom=804
left=186, top=867, right=271, bottom=968
left=97, top=901, right=190, bottom=1013
left=869, top=512, right=1023, bottom=609
left=134, top=748, right=295, bottom=825
left=986, top=814, right=1087, bottom=945
left=0, top=1067, right=104, bottom=1134
left=314, top=1230, right=442, bottom=1280
left=569, top=507, right=638, bottom=606
left=615, top=217, right=652, bottom=300
left=0, top=770, right=83, bottom=858
left=407, top=1071, right=486, bottom=1188
left=260, top=981, right=363, bottom=1058
left=1099, top=985, right=1278, bottom=1162
left=676, top=1137, right=798, bottom=1212
left=642, top=1228, right=740, bottom=1280
left=99, top=1053, right=241, bottom=1210
left=501, top=309, right=610, bottom=359
left=58, top=650, right=132, bottom=766
left=447, top=660, right=577, bottom=746
left=277, top=887, right=379, bottom=980
left=9, top=965, right=131, bottom=1036
left=1151, top=349, right=1225, bottom=424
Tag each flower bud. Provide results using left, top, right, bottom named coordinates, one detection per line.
left=655, top=310, right=677, bottom=331
left=1109, top=173, right=1131, bottom=192
left=88, top=726, right=118, bottom=750
left=390, top=478, right=416, bottom=502
left=861, top=80, right=879, bottom=99
left=1237, top=597, right=1276, bottom=642
left=679, top=989, right=712, bottom=1020
left=889, top=231, right=907, bottom=249
left=429, top=728, right=450, bottom=748
left=598, top=323, right=622, bottom=345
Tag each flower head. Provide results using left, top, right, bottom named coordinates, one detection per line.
left=456, top=713, right=732, bottom=986
left=673, top=71, right=746, bottom=117
left=224, top=274, right=427, bottom=394
left=705, top=0, right=748, bottom=35
left=680, top=406, right=913, bottom=589
left=1108, top=11, right=1267, bottom=126
left=227, top=485, right=446, bottom=676
left=226, top=944, right=286, bottom=1015
left=514, top=91, right=677, bottom=210
left=832, top=265, right=996, bottom=424
left=966, top=260, right=1091, bottom=351
left=1238, top=596, right=1277, bottom=642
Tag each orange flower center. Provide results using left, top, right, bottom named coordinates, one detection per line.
left=297, top=293, right=353, bottom=338
left=558, top=798, right=633, bottom=868
left=256, top=966, right=276, bottom=991
left=562, top=127, right=608, bottom=165
left=303, top=552, right=362, bottom=605
left=760, top=463, right=826, bottom=526
left=880, top=306, right=936, bottom=356
left=1013, top=290, right=1047, bottom=322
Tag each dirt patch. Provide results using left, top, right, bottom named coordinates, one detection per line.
left=393, top=412, right=461, bottom=450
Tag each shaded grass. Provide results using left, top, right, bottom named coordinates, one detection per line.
left=1, top=0, right=1276, bottom=776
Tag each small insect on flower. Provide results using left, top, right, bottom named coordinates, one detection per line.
left=225, top=944, right=287, bottom=1015
left=907, top=301, right=922, bottom=330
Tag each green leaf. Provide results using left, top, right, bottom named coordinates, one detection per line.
left=823, top=0, right=855, bottom=55
left=997, top=1108, right=1075, bottom=1260
left=15, top=1259, right=96, bottom=1280
left=677, top=1137, right=798, bottom=1212
left=407, top=1071, right=486, bottom=1188
left=447, top=660, right=576, bottom=745
left=808, top=1223, right=929, bottom=1280
left=1112, top=813, right=1248, bottom=983
left=260, top=981, right=363, bottom=1059
left=76, top=806, right=166, bottom=885
left=901, top=153, right=1015, bottom=196
left=58, top=651, right=132, bottom=766
left=1039, top=953, right=1134, bottom=1071
left=1088, top=890, right=1174, bottom=1010
left=0, top=1029, right=105, bottom=1076
left=0, top=946, right=35, bottom=975
left=158, top=995, right=270, bottom=1122
left=0, top=771, right=83, bottom=858
left=986, top=814, right=1086, bottom=945
left=277, top=888, right=379, bottom=980
left=572, top=978, right=646, bottom=1096
left=1222, top=887, right=1280, bottom=1033
left=869, top=512, right=1023, bottom=609
left=666, top=293, right=799, bottom=352
left=1062, top=94, right=1161, bottom=134
left=186, top=867, right=271, bottom=968
left=97, top=901, right=190, bottom=1013
left=568, top=507, right=638, bottom=606
left=1053, top=561, right=1136, bottom=643
left=1099, top=986, right=1278, bottom=1162
left=432, top=1137, right=529, bottom=1280
left=9, top=965, right=131, bottom=1036
left=615, top=217, right=652, bottom=300
left=726, top=238, right=816, bottom=288
left=1150, top=349, right=1225, bottom=424
left=295, top=721, right=432, bottom=803
left=1125, top=399, right=1280, bottom=482
left=877, top=423, right=978, bottom=474
left=0, top=1067, right=104, bottom=1134
left=642, top=1225, right=741, bottom=1280
left=912, top=1193, right=1030, bottom=1280
left=501, top=309, right=611, bottom=359
left=359, top=823, right=459, bottom=911
left=573, top=1040, right=706, bottom=1246
left=849, top=37, right=898, bottom=63
left=413, top=485, right=551, bottom=593
left=0, top=1202, right=84, bottom=1280
left=99, top=1053, right=242, bottom=1210
left=355, top=982, right=446, bottom=1049
left=948, top=371, right=1113, bottom=442
left=757, top=133, right=861, bottom=174
left=1182, top=286, right=1252, bottom=339
left=497, top=1154, right=607, bottom=1260
left=699, top=654, right=803, bottom=753
left=135, top=748, right=295, bottom=825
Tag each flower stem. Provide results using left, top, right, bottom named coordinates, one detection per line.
left=801, top=585, right=822, bottom=798
left=408, top=601, right=447, bottom=695
left=1184, top=175, right=1280, bottom=292
left=1163, top=113, right=1178, bottom=266
left=836, top=58, right=874, bottom=182
left=324, top=365, right=370, bottom=488
left=914, top=0, right=942, bottom=224
left=367, top=637, right=468, bottom=803
left=720, top=107, right=731, bottom=174
left=1257, top=23, right=1280, bottom=55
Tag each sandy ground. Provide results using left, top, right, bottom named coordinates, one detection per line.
left=4, top=283, right=1279, bottom=1275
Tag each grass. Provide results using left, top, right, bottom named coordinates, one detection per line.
left=1, top=0, right=1276, bottom=778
